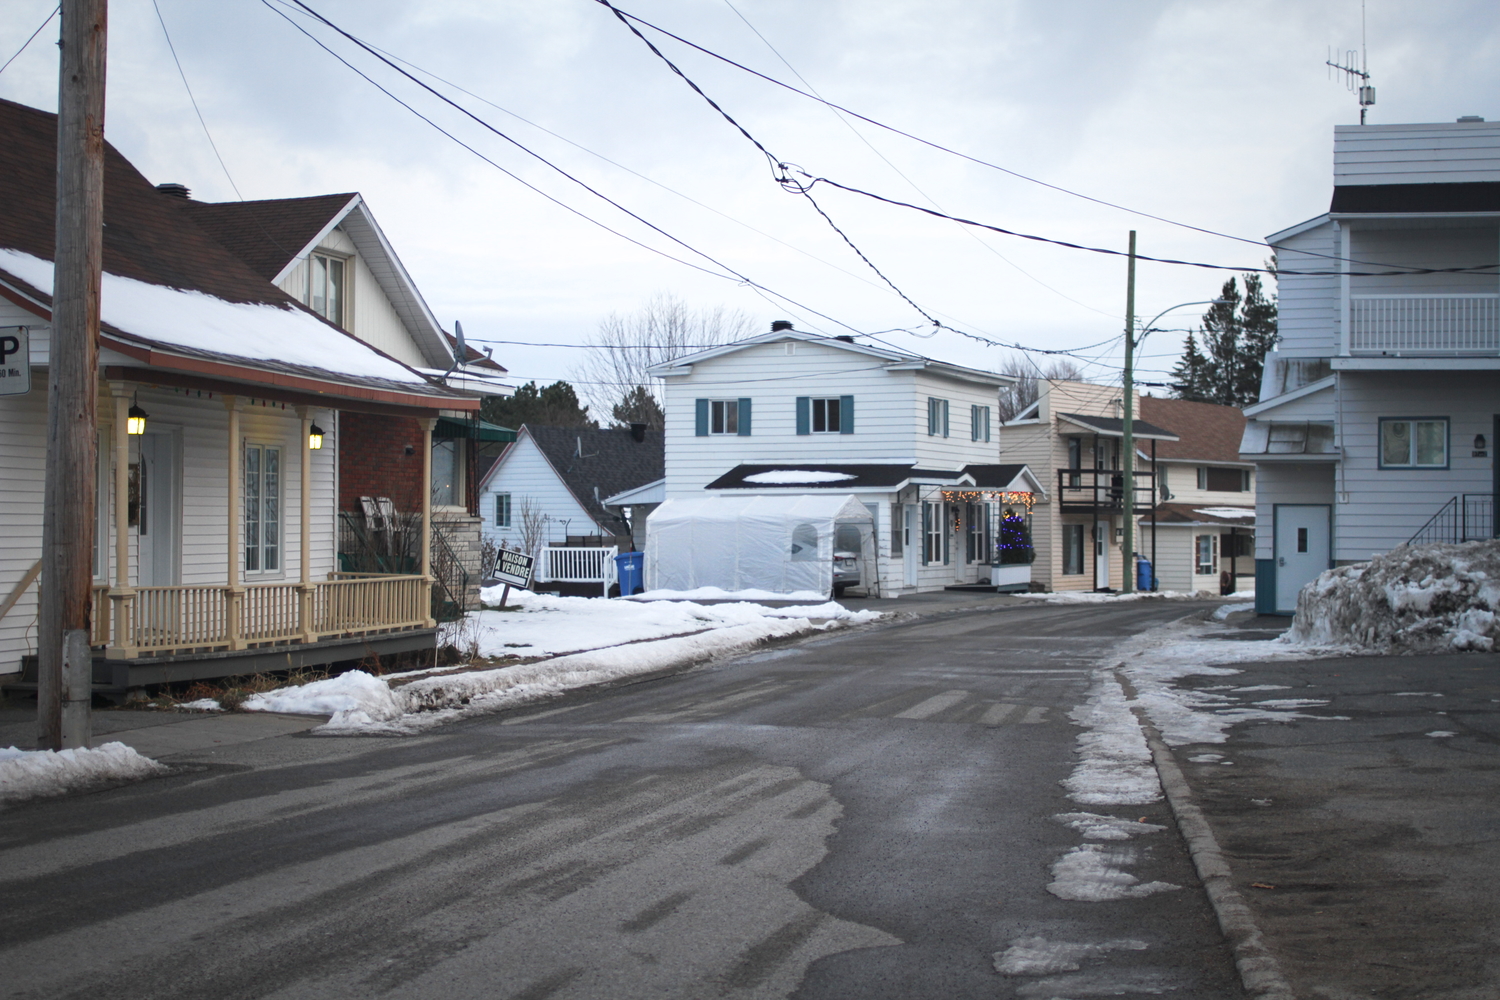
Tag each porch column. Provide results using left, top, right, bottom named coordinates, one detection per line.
left=224, top=396, right=244, bottom=649
left=297, top=406, right=316, bottom=643
left=107, top=384, right=136, bottom=657
left=419, top=416, right=436, bottom=627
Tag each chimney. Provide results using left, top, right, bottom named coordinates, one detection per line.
left=1457, top=115, right=1485, bottom=123
left=835, top=335, right=855, bottom=343
left=770, top=320, right=793, bottom=332
left=629, top=422, right=646, bottom=442
left=155, top=182, right=190, bottom=198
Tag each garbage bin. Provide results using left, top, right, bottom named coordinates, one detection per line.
left=614, top=550, right=645, bottom=596
left=1135, top=557, right=1155, bottom=592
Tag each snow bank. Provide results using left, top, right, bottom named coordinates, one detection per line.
left=1014, top=590, right=1211, bottom=604
left=1, top=742, right=168, bottom=803
left=1287, top=540, right=1500, bottom=653
left=629, top=587, right=830, bottom=603
left=460, top=588, right=879, bottom=659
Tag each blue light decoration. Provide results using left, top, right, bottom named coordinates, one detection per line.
left=995, top=506, right=1035, bottom=566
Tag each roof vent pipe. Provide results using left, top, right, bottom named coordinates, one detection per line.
left=629, top=422, right=646, bottom=442
left=770, top=320, right=793, bottom=332
left=1457, top=115, right=1485, bottom=123
left=155, top=182, right=190, bottom=198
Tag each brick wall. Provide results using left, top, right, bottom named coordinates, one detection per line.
left=339, top=412, right=425, bottom=513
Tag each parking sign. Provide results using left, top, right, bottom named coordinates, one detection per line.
left=0, top=327, right=28, bottom=396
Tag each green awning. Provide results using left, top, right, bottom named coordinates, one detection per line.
left=434, top=417, right=517, bottom=442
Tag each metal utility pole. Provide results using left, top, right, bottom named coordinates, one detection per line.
left=1120, top=231, right=1137, bottom=593
left=38, top=0, right=108, bottom=751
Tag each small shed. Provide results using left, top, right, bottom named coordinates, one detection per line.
left=645, top=494, right=875, bottom=597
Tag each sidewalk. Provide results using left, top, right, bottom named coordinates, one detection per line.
left=1164, top=616, right=1500, bottom=999
left=0, top=704, right=322, bottom=759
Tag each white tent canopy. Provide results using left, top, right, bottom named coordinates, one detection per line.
left=645, top=494, right=874, bottom=597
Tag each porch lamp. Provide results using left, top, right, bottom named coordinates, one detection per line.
left=1120, top=281, right=1233, bottom=592
left=126, top=401, right=148, bottom=436
left=308, top=422, right=326, bottom=450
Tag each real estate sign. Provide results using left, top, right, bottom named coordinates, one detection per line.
left=0, top=327, right=29, bottom=396
left=491, top=548, right=534, bottom=589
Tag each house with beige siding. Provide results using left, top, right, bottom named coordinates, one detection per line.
left=648, top=322, right=1041, bottom=596
left=1243, top=118, right=1500, bottom=613
left=0, top=98, right=477, bottom=694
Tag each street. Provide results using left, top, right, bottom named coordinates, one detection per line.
left=1, top=601, right=1245, bottom=1000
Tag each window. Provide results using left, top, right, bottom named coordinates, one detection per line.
left=922, top=501, right=948, bottom=564
left=1204, top=467, right=1245, bottom=492
left=244, top=444, right=280, bottom=573
left=494, top=492, right=511, bottom=527
left=308, top=253, right=345, bottom=326
left=432, top=439, right=459, bottom=507
left=966, top=502, right=991, bottom=563
left=811, top=397, right=841, bottom=433
left=695, top=398, right=752, bottom=436
left=890, top=503, right=903, bottom=555
left=1067, top=437, right=1082, bottom=488
left=1195, top=534, right=1217, bottom=576
left=1062, top=523, right=1084, bottom=575
left=790, top=523, right=819, bottom=561
left=971, top=404, right=991, bottom=443
left=1380, top=418, right=1448, bottom=469
left=927, top=397, right=949, bottom=437
left=1158, top=465, right=1172, bottom=501
left=1195, top=466, right=1206, bottom=490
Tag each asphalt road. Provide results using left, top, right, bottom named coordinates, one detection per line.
left=1, top=600, right=1247, bottom=1000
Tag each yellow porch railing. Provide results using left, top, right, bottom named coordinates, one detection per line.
left=99, top=575, right=430, bottom=659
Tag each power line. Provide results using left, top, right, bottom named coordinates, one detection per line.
left=151, top=0, right=244, bottom=200
left=0, top=5, right=58, bottom=78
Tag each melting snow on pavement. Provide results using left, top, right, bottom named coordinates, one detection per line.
left=994, top=935, right=1149, bottom=975
left=1, top=742, right=167, bottom=804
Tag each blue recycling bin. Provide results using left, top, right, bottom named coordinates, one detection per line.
left=1136, top=557, right=1155, bottom=592
left=615, top=550, right=644, bottom=596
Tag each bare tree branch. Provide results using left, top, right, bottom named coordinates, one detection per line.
left=996, top=353, right=1086, bottom=422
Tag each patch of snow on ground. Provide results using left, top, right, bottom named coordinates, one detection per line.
left=1062, top=675, right=1161, bottom=805
left=1394, top=691, right=1444, bottom=697
left=460, top=589, right=878, bottom=659
left=1, top=742, right=167, bottom=803
left=243, top=670, right=401, bottom=719
left=1287, top=540, right=1500, bottom=653
left=627, top=587, right=831, bottom=603
left=1188, top=753, right=1224, bottom=763
left=1046, top=844, right=1181, bottom=901
left=1232, top=684, right=1290, bottom=692
left=1054, top=812, right=1166, bottom=841
left=993, top=935, right=1149, bottom=975
left=1014, top=590, right=1206, bottom=605
left=1212, top=602, right=1256, bottom=621
left=176, top=699, right=222, bottom=712
left=1427, top=731, right=1458, bottom=738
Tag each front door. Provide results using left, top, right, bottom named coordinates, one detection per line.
left=1274, top=504, right=1330, bottom=613
left=137, top=431, right=178, bottom=587
left=1094, top=519, right=1110, bottom=589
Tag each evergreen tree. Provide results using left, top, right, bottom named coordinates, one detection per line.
left=481, top=380, right=595, bottom=429
left=1168, top=273, right=1278, bottom=408
left=611, top=385, right=664, bottom=429
left=995, top=508, right=1035, bottom=565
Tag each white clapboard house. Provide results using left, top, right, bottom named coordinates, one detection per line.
left=647, top=322, right=1044, bottom=596
left=0, top=98, right=478, bottom=695
left=1244, top=117, right=1500, bottom=613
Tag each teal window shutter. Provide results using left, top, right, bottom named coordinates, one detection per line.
left=796, top=397, right=810, bottom=435
left=695, top=399, right=709, bottom=436
left=738, top=397, right=752, bottom=435
left=942, top=400, right=950, bottom=438
left=840, top=395, right=854, bottom=434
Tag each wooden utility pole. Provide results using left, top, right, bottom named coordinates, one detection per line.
left=38, top=0, right=108, bottom=750
left=1120, top=231, right=1138, bottom=594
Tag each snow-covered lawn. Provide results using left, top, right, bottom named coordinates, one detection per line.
left=1287, top=540, right=1500, bottom=653
left=240, top=592, right=883, bottom=734
left=1, top=742, right=167, bottom=805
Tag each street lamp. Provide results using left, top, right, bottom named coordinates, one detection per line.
left=1120, top=297, right=1231, bottom=592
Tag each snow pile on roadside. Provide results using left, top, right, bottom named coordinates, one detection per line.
left=1047, top=844, right=1181, bottom=901
left=1014, top=590, right=1212, bottom=605
left=1212, top=602, right=1256, bottom=621
left=1062, top=675, right=1162, bottom=805
left=1, top=742, right=167, bottom=803
left=248, top=615, right=822, bottom=734
left=1286, top=540, right=1500, bottom=653
left=457, top=588, right=878, bottom=659
left=629, top=587, right=829, bottom=603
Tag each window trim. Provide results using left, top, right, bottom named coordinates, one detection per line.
left=243, top=440, right=283, bottom=576
left=927, top=397, right=949, bottom=438
left=307, top=250, right=349, bottom=328
left=971, top=404, right=991, bottom=443
left=1062, top=523, right=1085, bottom=575
left=809, top=396, right=842, bottom=434
left=1378, top=417, right=1450, bottom=470
left=494, top=492, right=512, bottom=527
left=1195, top=533, right=1217, bottom=576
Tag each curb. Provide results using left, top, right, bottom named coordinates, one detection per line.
left=1114, top=669, right=1297, bottom=1000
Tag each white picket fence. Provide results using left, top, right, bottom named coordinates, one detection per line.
left=536, top=546, right=619, bottom=597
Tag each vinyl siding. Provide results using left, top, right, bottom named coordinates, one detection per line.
left=478, top=434, right=601, bottom=552
left=1273, top=223, right=1340, bottom=359
left=1334, top=122, right=1500, bottom=187
left=1349, top=226, right=1499, bottom=296
left=1157, top=461, right=1254, bottom=507
left=1253, top=464, right=1335, bottom=560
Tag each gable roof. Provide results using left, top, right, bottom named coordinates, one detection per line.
left=0, top=98, right=472, bottom=413
left=185, top=192, right=455, bottom=370
left=1057, top=412, right=1179, bottom=441
left=647, top=326, right=1015, bottom=388
left=1138, top=397, right=1247, bottom=464
left=496, top=425, right=664, bottom=535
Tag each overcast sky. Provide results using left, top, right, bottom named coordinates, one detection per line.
left=2, top=0, right=1496, bottom=408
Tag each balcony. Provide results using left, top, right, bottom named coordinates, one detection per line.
left=1056, top=468, right=1158, bottom=515
left=1350, top=294, right=1500, bottom=355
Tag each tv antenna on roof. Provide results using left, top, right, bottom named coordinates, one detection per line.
left=1327, top=0, right=1375, bottom=124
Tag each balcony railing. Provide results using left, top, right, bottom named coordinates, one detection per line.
left=1350, top=294, right=1500, bottom=355
left=98, top=574, right=430, bottom=658
left=1056, top=468, right=1157, bottom=515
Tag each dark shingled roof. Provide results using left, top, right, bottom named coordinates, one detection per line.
left=1330, top=181, right=1500, bottom=214
left=0, top=97, right=302, bottom=308
left=1138, top=397, right=1247, bottom=464
left=526, top=425, right=665, bottom=536
left=704, top=464, right=964, bottom=490
left=960, top=464, right=1032, bottom=489
left=185, top=194, right=356, bottom=282
left=1057, top=413, right=1179, bottom=441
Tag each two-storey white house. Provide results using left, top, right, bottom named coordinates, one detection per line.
left=1243, top=117, right=1500, bottom=614
left=648, top=323, right=1042, bottom=596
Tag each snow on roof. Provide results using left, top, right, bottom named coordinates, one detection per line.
left=0, top=248, right=425, bottom=385
left=1192, top=507, right=1256, bottom=519
left=743, top=470, right=858, bottom=484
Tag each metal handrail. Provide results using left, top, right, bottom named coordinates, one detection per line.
left=1408, top=494, right=1494, bottom=545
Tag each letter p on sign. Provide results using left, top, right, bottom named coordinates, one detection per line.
left=0, top=327, right=31, bottom=396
